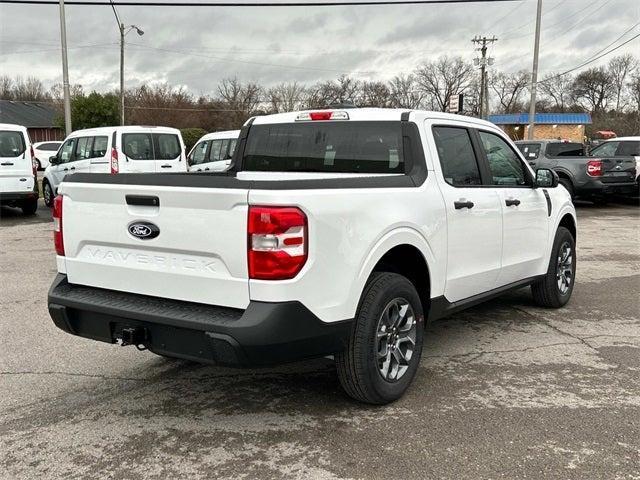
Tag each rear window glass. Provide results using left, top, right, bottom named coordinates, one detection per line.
left=546, top=143, right=585, bottom=157
left=123, top=133, right=153, bottom=160
left=0, top=131, right=25, bottom=157
left=516, top=143, right=541, bottom=160
left=92, top=136, right=108, bottom=157
left=243, top=121, right=404, bottom=174
left=155, top=134, right=181, bottom=160
left=40, top=142, right=61, bottom=151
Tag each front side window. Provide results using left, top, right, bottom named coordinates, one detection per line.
left=123, top=133, right=153, bottom=160
left=433, top=126, right=481, bottom=186
left=479, top=131, right=529, bottom=186
left=243, top=121, right=404, bottom=174
left=0, top=131, right=25, bottom=157
left=75, top=137, right=93, bottom=160
left=190, top=141, right=209, bottom=165
left=92, top=136, right=108, bottom=158
left=154, top=134, right=181, bottom=160
left=228, top=139, right=238, bottom=159
left=516, top=143, right=541, bottom=160
left=58, top=138, right=77, bottom=163
left=589, top=141, right=618, bottom=157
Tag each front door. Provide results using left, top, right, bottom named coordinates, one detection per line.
left=476, top=130, right=549, bottom=286
left=431, top=125, right=503, bottom=303
left=51, top=137, right=77, bottom=190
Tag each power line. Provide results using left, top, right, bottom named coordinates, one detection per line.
left=0, top=0, right=521, bottom=5
left=0, top=43, right=118, bottom=55
left=538, top=31, right=640, bottom=85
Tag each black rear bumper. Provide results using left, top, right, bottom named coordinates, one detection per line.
left=575, top=179, right=636, bottom=197
left=48, top=274, right=352, bottom=367
left=0, top=190, right=38, bottom=203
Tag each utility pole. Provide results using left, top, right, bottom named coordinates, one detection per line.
left=58, top=0, right=72, bottom=135
left=472, top=35, right=497, bottom=119
left=527, top=0, right=543, bottom=139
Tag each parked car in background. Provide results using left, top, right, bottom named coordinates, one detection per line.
left=187, top=130, right=239, bottom=172
left=48, top=108, right=576, bottom=404
left=0, top=123, right=38, bottom=215
left=32, top=141, right=62, bottom=170
left=515, top=139, right=636, bottom=201
left=588, top=136, right=640, bottom=194
left=42, top=126, right=186, bottom=207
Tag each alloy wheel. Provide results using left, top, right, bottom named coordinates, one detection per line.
left=375, top=297, right=417, bottom=382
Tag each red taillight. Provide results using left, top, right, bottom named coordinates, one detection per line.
left=587, top=159, right=603, bottom=177
left=31, top=146, right=37, bottom=175
left=248, top=206, right=307, bottom=280
left=53, top=195, right=65, bottom=256
left=110, top=147, right=119, bottom=174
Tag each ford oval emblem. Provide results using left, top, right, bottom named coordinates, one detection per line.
left=128, top=221, right=160, bottom=240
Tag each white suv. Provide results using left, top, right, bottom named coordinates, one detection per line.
left=187, top=130, right=239, bottom=172
left=0, top=123, right=38, bottom=215
left=42, top=126, right=186, bottom=206
left=47, top=109, right=576, bottom=404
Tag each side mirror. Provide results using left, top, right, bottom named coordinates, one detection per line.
left=535, top=168, right=558, bottom=188
left=49, top=155, right=59, bottom=165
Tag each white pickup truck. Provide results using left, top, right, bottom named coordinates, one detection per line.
left=47, top=108, right=577, bottom=404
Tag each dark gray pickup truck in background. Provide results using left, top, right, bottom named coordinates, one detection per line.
left=515, top=139, right=637, bottom=200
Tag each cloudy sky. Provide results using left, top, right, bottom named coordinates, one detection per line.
left=1, top=0, right=639, bottom=95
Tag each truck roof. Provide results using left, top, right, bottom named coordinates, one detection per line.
left=66, top=125, right=182, bottom=137
left=199, top=130, right=240, bottom=141
left=250, top=108, right=500, bottom=130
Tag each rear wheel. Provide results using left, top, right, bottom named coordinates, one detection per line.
left=559, top=177, right=574, bottom=201
left=21, top=198, right=38, bottom=215
left=531, top=226, right=575, bottom=308
left=43, top=180, right=54, bottom=207
left=336, top=272, right=425, bottom=404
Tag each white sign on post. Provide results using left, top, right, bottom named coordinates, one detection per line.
left=448, top=94, right=463, bottom=113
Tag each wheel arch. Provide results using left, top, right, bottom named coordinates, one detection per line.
left=558, top=212, right=577, bottom=241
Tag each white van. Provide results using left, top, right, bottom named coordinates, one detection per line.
left=43, top=126, right=186, bottom=206
left=0, top=123, right=38, bottom=215
left=187, top=130, right=239, bottom=172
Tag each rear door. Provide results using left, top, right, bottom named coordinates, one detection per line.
left=431, top=125, right=503, bottom=302
left=476, top=130, right=548, bottom=286
left=0, top=129, right=33, bottom=194
left=70, top=136, right=94, bottom=175
left=153, top=133, right=185, bottom=173
left=88, top=135, right=110, bottom=173
left=201, top=138, right=235, bottom=172
left=121, top=132, right=155, bottom=173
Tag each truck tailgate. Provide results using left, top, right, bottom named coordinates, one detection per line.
left=600, top=157, right=636, bottom=183
left=60, top=182, right=250, bottom=309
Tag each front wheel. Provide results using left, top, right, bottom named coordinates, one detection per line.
left=531, top=226, right=576, bottom=308
left=43, top=180, right=54, bottom=207
left=336, top=272, right=425, bottom=404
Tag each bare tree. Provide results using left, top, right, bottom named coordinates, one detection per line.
left=490, top=70, right=529, bottom=114
left=267, top=82, right=306, bottom=113
left=360, top=81, right=392, bottom=107
left=388, top=74, right=423, bottom=109
left=414, top=56, right=475, bottom=112
left=12, top=76, right=50, bottom=101
left=571, top=67, right=615, bottom=113
left=0, top=76, right=14, bottom=99
left=538, top=73, right=574, bottom=112
left=629, top=73, right=640, bottom=112
left=608, top=54, right=638, bottom=111
left=305, top=75, right=362, bottom=108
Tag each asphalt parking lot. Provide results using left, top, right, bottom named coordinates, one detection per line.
left=1, top=199, right=639, bottom=480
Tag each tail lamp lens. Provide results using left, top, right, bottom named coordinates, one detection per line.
left=110, top=147, right=119, bottom=174
left=53, top=195, right=65, bottom=256
left=587, top=159, right=603, bottom=177
left=248, top=206, right=307, bottom=280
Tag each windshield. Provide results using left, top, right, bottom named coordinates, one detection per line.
left=545, top=143, right=585, bottom=157
left=243, top=121, right=404, bottom=173
left=0, top=131, right=26, bottom=158
left=516, top=143, right=541, bottom=160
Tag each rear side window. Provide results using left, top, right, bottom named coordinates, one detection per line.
left=92, top=136, right=108, bottom=157
left=209, top=139, right=224, bottom=162
left=516, top=143, right=541, bottom=160
left=0, top=131, right=25, bottom=157
left=40, top=142, right=61, bottom=151
left=243, top=121, right=404, bottom=174
left=546, top=143, right=585, bottom=157
left=154, top=134, right=181, bottom=160
left=123, top=133, right=153, bottom=160
left=432, top=126, right=481, bottom=186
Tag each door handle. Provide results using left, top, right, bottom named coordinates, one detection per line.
left=160, top=164, right=172, bottom=169
left=454, top=200, right=474, bottom=210
left=196, top=169, right=201, bottom=172
left=505, top=199, right=521, bottom=207
left=0, top=162, right=14, bottom=166
left=69, top=167, right=76, bottom=171
left=204, top=167, right=210, bottom=171
left=63, top=168, right=68, bottom=172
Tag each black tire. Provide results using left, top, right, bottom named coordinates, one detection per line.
left=559, top=177, right=574, bottom=201
left=43, top=180, right=54, bottom=207
left=21, top=198, right=38, bottom=216
left=336, top=272, right=425, bottom=405
left=531, top=226, right=576, bottom=308
left=36, top=159, right=42, bottom=171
